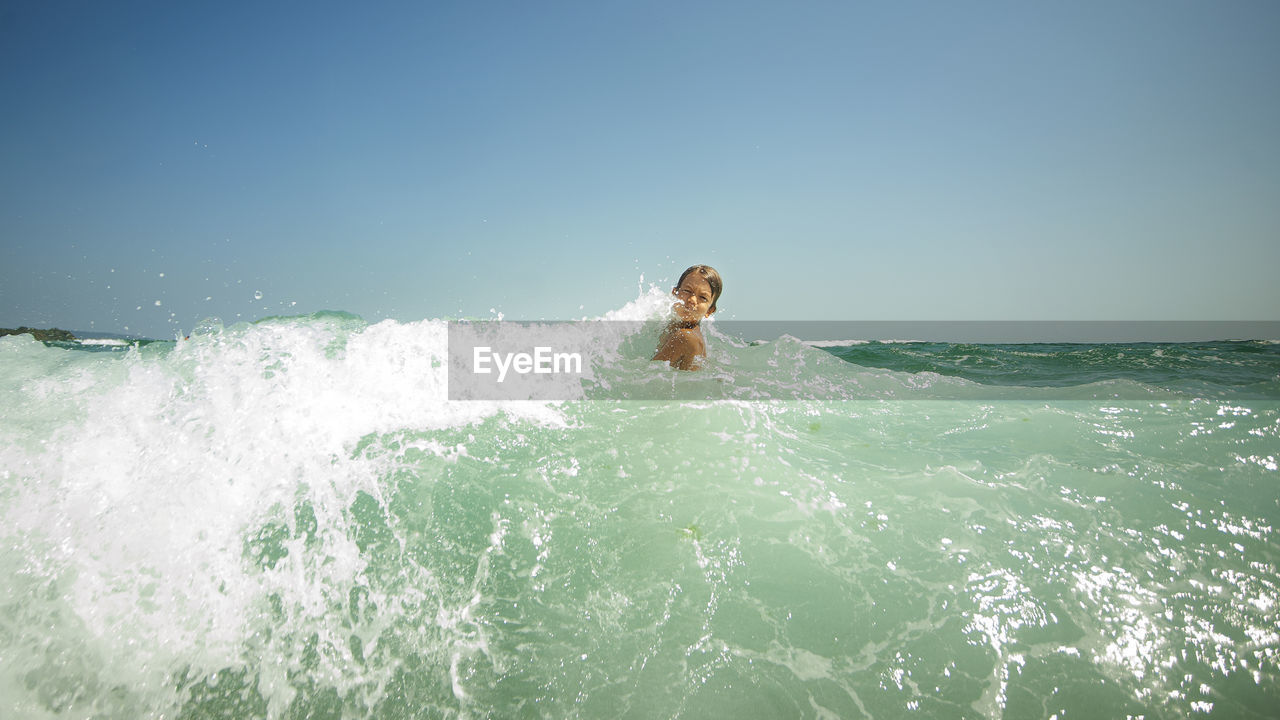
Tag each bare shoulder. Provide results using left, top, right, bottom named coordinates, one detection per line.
left=653, top=327, right=706, bottom=370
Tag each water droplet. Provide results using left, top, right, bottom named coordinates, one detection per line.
left=253, top=290, right=264, bottom=301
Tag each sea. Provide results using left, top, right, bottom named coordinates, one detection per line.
left=2, top=292, right=1278, bottom=719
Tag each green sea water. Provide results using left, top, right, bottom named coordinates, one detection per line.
left=1, top=313, right=1277, bottom=719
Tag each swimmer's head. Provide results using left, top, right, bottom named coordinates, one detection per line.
left=674, top=264, right=723, bottom=315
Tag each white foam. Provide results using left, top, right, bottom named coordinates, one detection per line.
left=594, top=284, right=671, bottom=322
left=1, top=314, right=572, bottom=715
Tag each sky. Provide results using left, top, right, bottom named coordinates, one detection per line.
left=2, top=0, right=1278, bottom=338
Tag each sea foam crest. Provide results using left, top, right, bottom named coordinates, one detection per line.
left=0, top=313, right=577, bottom=716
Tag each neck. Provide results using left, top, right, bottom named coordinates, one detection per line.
left=674, top=320, right=699, bottom=330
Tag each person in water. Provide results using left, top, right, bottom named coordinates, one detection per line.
left=652, top=264, right=722, bottom=371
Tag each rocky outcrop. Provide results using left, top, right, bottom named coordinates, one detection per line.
left=0, top=327, right=78, bottom=342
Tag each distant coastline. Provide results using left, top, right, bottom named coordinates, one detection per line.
left=0, top=327, right=77, bottom=342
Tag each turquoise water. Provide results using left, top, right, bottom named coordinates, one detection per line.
left=2, top=306, right=1278, bottom=719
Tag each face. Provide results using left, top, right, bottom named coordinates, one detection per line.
left=672, top=273, right=716, bottom=322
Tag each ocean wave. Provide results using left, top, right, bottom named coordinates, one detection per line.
left=3, top=298, right=1280, bottom=718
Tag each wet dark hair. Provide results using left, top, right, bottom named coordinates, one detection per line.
left=675, top=265, right=723, bottom=313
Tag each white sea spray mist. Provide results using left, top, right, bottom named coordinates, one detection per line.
left=1, top=316, right=566, bottom=717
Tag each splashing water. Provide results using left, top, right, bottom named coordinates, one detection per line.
left=2, top=300, right=1278, bottom=719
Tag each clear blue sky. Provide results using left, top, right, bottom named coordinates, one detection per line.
left=3, top=0, right=1278, bottom=337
